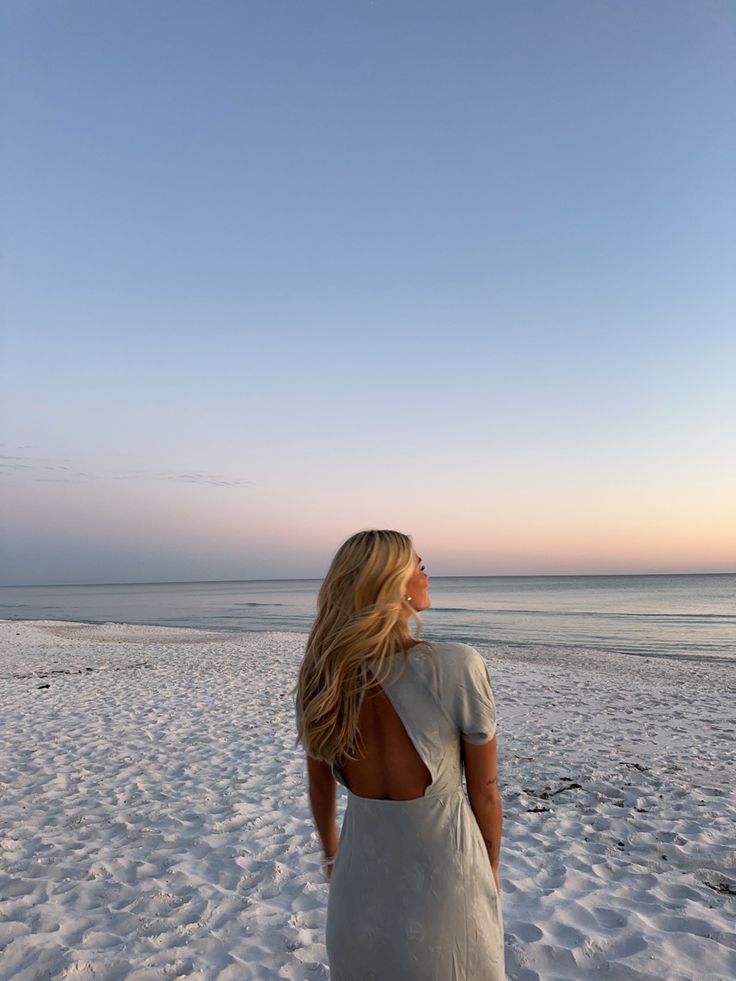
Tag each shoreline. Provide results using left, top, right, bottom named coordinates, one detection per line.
left=2, top=616, right=733, bottom=666
left=1, top=620, right=735, bottom=979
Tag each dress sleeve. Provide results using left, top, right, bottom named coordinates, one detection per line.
left=454, top=646, right=497, bottom=745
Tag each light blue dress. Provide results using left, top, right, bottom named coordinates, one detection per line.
left=297, top=641, right=505, bottom=981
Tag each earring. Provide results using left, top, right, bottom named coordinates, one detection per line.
left=406, top=596, right=412, bottom=602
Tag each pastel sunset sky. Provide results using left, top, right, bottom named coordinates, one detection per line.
left=2, top=1, right=734, bottom=585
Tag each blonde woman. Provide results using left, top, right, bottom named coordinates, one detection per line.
left=295, top=529, right=505, bottom=980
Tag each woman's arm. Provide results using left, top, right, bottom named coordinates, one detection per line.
left=306, top=756, right=340, bottom=879
left=463, top=736, right=503, bottom=892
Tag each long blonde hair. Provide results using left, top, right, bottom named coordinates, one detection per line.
left=296, top=529, right=422, bottom=764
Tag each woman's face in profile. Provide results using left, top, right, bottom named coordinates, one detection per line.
left=406, top=554, right=431, bottom=612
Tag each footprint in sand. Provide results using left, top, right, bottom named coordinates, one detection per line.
left=511, top=921, right=544, bottom=942
left=592, top=905, right=629, bottom=929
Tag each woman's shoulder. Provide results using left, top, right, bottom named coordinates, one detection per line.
left=413, top=640, right=486, bottom=679
left=411, top=641, right=495, bottom=730
left=425, top=639, right=483, bottom=662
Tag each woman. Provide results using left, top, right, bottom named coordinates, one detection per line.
left=295, top=530, right=505, bottom=980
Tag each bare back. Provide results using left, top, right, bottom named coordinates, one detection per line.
left=339, top=683, right=432, bottom=801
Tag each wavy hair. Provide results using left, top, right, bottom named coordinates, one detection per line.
left=295, top=529, right=422, bottom=764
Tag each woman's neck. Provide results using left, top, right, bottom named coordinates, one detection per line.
left=395, top=632, right=422, bottom=652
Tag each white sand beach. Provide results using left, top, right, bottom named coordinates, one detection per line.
left=1, top=619, right=734, bottom=980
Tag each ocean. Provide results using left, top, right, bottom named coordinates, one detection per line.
left=1, top=573, right=734, bottom=661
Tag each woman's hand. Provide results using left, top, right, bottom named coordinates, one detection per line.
left=323, top=854, right=337, bottom=882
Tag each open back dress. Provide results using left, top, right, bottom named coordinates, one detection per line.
left=297, top=641, right=505, bottom=981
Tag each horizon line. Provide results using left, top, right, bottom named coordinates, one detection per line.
left=2, top=570, right=734, bottom=589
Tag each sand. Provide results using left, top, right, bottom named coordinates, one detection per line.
left=0, top=619, right=734, bottom=980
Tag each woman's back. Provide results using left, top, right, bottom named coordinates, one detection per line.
left=339, top=682, right=432, bottom=800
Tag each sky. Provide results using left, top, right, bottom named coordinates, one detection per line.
left=1, top=0, right=735, bottom=585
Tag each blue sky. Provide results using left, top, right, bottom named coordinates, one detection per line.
left=1, top=1, right=735, bottom=584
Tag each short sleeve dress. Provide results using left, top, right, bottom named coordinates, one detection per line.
left=296, top=641, right=505, bottom=981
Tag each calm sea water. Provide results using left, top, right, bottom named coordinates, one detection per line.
left=1, top=574, right=734, bottom=661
